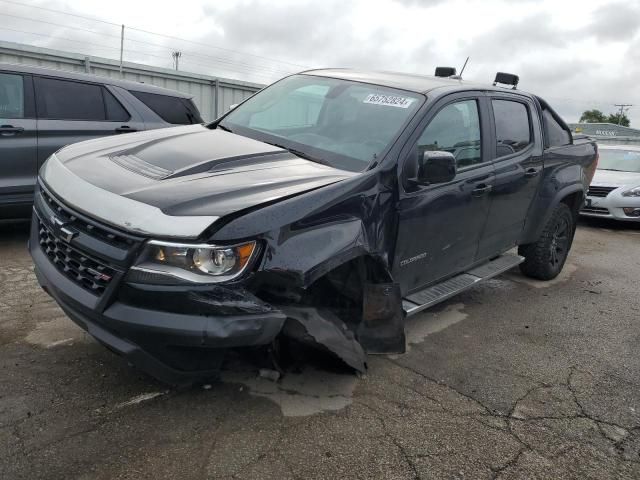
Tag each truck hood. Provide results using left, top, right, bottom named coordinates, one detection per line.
left=41, top=125, right=355, bottom=238
left=591, top=169, right=640, bottom=188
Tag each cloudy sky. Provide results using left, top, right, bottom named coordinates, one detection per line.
left=1, top=0, right=639, bottom=125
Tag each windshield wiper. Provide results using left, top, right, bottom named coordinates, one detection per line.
left=268, top=142, right=332, bottom=167
left=599, top=168, right=625, bottom=172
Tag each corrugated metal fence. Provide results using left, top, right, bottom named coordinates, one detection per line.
left=0, top=40, right=264, bottom=121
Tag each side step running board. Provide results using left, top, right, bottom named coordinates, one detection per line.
left=402, top=253, right=524, bottom=317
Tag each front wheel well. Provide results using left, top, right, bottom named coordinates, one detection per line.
left=296, top=255, right=392, bottom=323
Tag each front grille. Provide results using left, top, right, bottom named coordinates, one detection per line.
left=587, top=186, right=617, bottom=198
left=38, top=219, right=116, bottom=295
left=40, top=188, right=135, bottom=250
left=582, top=206, right=610, bottom=215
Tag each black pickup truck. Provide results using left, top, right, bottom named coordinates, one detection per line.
left=29, top=69, right=598, bottom=384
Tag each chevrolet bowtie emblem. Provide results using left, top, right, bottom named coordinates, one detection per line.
left=60, top=226, right=78, bottom=243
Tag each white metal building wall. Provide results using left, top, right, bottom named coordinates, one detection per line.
left=0, top=40, right=264, bottom=121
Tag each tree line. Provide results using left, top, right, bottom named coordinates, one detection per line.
left=579, top=109, right=630, bottom=127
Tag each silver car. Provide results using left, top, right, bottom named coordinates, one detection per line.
left=581, top=144, right=640, bottom=221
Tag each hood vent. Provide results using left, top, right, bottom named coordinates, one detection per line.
left=110, top=154, right=173, bottom=180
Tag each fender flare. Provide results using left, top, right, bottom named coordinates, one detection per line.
left=521, top=184, right=585, bottom=244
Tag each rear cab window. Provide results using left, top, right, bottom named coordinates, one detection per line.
left=34, top=77, right=130, bottom=121
left=130, top=91, right=202, bottom=125
left=492, top=99, right=532, bottom=157
left=541, top=107, right=571, bottom=148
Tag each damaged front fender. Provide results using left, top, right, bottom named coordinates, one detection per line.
left=210, top=169, right=397, bottom=290
left=206, top=163, right=407, bottom=368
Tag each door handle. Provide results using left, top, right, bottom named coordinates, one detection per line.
left=115, top=125, right=137, bottom=133
left=524, top=167, right=540, bottom=178
left=0, top=125, right=25, bottom=136
left=472, top=184, right=493, bottom=197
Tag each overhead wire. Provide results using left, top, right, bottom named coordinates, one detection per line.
left=0, top=25, right=283, bottom=81
left=0, top=0, right=308, bottom=69
left=0, top=13, right=292, bottom=78
left=0, top=12, right=297, bottom=77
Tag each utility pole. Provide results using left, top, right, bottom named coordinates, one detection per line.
left=172, top=51, right=182, bottom=71
left=119, top=24, right=124, bottom=77
left=614, top=103, right=632, bottom=125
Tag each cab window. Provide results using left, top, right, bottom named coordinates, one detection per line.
left=492, top=100, right=532, bottom=156
left=542, top=108, right=571, bottom=147
left=416, top=99, right=482, bottom=168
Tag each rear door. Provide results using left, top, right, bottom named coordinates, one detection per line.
left=0, top=71, right=38, bottom=216
left=34, top=76, right=144, bottom=167
left=395, top=93, right=494, bottom=294
left=477, top=95, right=544, bottom=259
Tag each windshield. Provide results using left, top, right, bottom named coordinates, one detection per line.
left=598, top=149, right=640, bottom=173
left=218, top=75, right=423, bottom=171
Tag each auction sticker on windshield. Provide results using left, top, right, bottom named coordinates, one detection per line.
left=363, top=94, right=415, bottom=108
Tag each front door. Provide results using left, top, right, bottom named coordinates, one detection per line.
left=395, top=95, right=494, bottom=295
left=0, top=72, right=38, bottom=218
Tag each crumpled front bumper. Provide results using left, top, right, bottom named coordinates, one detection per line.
left=30, top=216, right=286, bottom=385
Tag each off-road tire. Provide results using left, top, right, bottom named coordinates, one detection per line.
left=518, top=202, right=575, bottom=281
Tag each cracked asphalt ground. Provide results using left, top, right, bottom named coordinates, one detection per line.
left=1, top=218, right=640, bottom=480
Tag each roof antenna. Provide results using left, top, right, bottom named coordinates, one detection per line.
left=448, top=57, right=469, bottom=80
left=458, top=56, right=470, bottom=78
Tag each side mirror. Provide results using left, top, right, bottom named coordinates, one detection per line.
left=417, top=150, right=457, bottom=185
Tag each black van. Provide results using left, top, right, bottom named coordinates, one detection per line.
left=0, top=63, right=203, bottom=219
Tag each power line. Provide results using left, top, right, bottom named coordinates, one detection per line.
left=1, top=0, right=122, bottom=27
left=0, top=25, right=281, bottom=80
left=0, top=12, right=295, bottom=75
left=0, top=12, right=295, bottom=77
left=0, top=12, right=121, bottom=38
left=124, top=27, right=306, bottom=69
left=0, top=0, right=308, bottom=69
left=0, top=26, right=124, bottom=54
left=538, top=95, right=637, bottom=108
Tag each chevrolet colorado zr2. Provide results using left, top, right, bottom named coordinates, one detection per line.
left=29, top=69, right=598, bottom=385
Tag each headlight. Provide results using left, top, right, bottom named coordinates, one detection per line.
left=622, top=186, right=640, bottom=197
left=129, top=240, right=257, bottom=284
